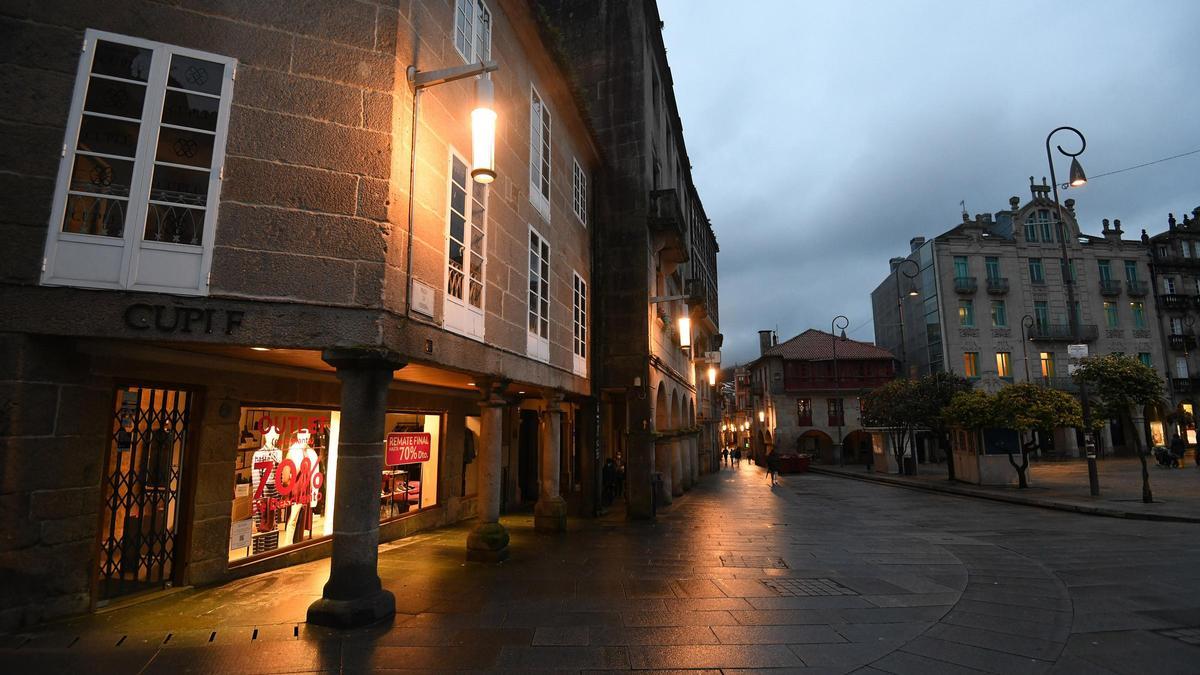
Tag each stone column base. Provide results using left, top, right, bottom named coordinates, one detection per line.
left=466, top=521, right=510, bottom=562
left=534, top=496, right=568, bottom=532
left=306, top=588, right=395, bottom=629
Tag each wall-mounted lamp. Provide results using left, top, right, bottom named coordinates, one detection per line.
left=407, top=59, right=500, bottom=185
left=707, top=365, right=717, bottom=386
left=470, top=77, right=496, bottom=183
left=758, top=410, right=765, bottom=423
left=678, top=316, right=691, bottom=349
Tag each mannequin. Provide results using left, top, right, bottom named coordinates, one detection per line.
left=251, top=425, right=281, bottom=554
left=282, top=428, right=322, bottom=545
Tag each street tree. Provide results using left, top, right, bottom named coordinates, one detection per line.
left=862, top=378, right=922, bottom=474
left=912, top=372, right=972, bottom=481
left=1073, top=354, right=1165, bottom=503
left=994, top=383, right=1084, bottom=489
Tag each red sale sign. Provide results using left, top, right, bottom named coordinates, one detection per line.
left=386, top=432, right=432, bottom=465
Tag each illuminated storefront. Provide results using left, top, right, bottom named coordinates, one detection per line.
left=228, top=406, right=444, bottom=563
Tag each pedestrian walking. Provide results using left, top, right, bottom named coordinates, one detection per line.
left=721, top=448, right=729, bottom=467
left=766, top=450, right=780, bottom=486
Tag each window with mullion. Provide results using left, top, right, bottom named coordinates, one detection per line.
left=572, top=159, right=587, bottom=225
left=454, top=0, right=492, bottom=64
left=572, top=271, right=587, bottom=375
left=529, top=87, right=551, bottom=219
left=43, top=30, right=234, bottom=295
left=444, top=152, right=487, bottom=338
left=527, top=227, right=551, bottom=361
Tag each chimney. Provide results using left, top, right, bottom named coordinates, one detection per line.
left=909, top=236, right=925, bottom=253
left=758, top=330, right=774, bottom=356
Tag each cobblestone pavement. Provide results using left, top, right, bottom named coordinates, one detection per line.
left=3, top=462, right=1199, bottom=673
left=820, top=455, right=1200, bottom=522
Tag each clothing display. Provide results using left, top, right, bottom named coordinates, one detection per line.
left=250, top=426, right=281, bottom=554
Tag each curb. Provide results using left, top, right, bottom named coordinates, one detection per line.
left=808, top=467, right=1200, bottom=524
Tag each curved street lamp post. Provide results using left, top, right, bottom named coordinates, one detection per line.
left=1046, top=126, right=1099, bottom=496
left=893, top=259, right=921, bottom=378
left=831, top=315, right=850, bottom=466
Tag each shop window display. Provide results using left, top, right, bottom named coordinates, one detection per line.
left=229, top=407, right=339, bottom=563
left=380, top=412, right=441, bottom=521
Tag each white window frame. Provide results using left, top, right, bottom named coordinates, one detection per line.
left=442, top=149, right=487, bottom=341
left=1177, top=356, right=1190, bottom=379
left=572, top=271, right=587, bottom=376
left=453, top=0, right=492, bottom=65
left=571, top=158, right=587, bottom=226
left=526, top=226, right=550, bottom=362
left=529, top=85, right=551, bottom=222
left=1165, top=276, right=1177, bottom=294
left=41, top=29, right=235, bottom=296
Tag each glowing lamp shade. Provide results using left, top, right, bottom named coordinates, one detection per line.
left=758, top=410, right=765, bottom=423
left=678, top=315, right=691, bottom=348
left=470, top=77, right=497, bottom=184
left=707, top=366, right=717, bottom=386
left=1068, top=157, right=1087, bottom=187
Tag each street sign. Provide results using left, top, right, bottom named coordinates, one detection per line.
left=1068, top=344, right=1089, bottom=359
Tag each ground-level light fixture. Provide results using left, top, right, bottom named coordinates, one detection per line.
left=250, top=347, right=270, bottom=352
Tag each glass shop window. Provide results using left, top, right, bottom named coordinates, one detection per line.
left=229, top=407, right=340, bottom=563
left=463, top=415, right=480, bottom=497
left=380, top=412, right=442, bottom=522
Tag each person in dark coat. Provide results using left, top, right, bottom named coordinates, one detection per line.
left=766, top=450, right=780, bottom=486
left=1170, top=433, right=1185, bottom=467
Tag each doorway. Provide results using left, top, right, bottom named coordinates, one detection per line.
left=517, top=409, right=540, bottom=504
left=96, top=386, right=192, bottom=603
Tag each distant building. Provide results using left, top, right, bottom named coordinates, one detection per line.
left=871, top=179, right=1168, bottom=456
left=1147, top=207, right=1200, bottom=443
left=747, top=329, right=896, bottom=465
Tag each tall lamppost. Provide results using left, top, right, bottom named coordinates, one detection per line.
left=1045, top=125, right=1098, bottom=496
left=1021, top=314, right=1035, bottom=381
left=831, top=315, right=849, bottom=466
left=893, top=259, right=921, bottom=378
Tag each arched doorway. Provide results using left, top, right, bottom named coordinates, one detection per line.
left=797, top=429, right=834, bottom=463
left=654, top=384, right=668, bottom=432
left=843, top=429, right=873, bottom=465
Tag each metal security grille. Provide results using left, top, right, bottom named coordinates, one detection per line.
left=97, top=386, right=190, bottom=601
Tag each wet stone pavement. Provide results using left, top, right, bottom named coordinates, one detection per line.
left=4, top=463, right=1200, bottom=673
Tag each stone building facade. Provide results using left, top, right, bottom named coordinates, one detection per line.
left=747, top=330, right=896, bottom=465
left=0, top=0, right=606, bottom=629
left=871, top=179, right=1168, bottom=455
left=1147, top=207, right=1200, bottom=443
left=538, top=0, right=721, bottom=518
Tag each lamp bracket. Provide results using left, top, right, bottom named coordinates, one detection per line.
left=649, top=294, right=689, bottom=304
left=408, top=60, right=498, bottom=90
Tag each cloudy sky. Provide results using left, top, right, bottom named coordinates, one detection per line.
left=659, top=0, right=1200, bottom=366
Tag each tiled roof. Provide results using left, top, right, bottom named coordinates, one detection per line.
left=762, top=329, right=895, bottom=361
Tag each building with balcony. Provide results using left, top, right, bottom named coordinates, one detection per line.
left=0, top=0, right=616, bottom=630
left=539, top=0, right=721, bottom=517
left=870, top=178, right=1166, bottom=456
left=1147, top=207, right=1200, bottom=442
left=746, top=330, right=896, bottom=465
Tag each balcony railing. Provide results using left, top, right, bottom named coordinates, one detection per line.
left=1127, top=279, right=1149, bottom=297
left=1028, top=323, right=1099, bottom=342
left=1169, top=334, right=1197, bottom=351
left=1099, top=279, right=1122, bottom=296
left=985, top=277, right=1009, bottom=294
left=953, top=276, right=977, bottom=294
left=1173, top=378, right=1193, bottom=393
left=1160, top=293, right=1193, bottom=311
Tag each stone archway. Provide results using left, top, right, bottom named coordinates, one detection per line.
left=843, top=429, right=874, bottom=465
left=654, top=383, right=668, bottom=432
left=797, top=429, right=834, bottom=462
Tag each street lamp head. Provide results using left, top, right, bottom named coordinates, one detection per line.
left=839, top=329, right=848, bottom=340
left=1068, top=157, right=1087, bottom=187
left=758, top=410, right=765, bottom=423
left=907, top=283, right=919, bottom=297
left=470, top=77, right=497, bottom=184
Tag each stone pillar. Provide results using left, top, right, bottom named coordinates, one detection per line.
left=535, top=391, right=567, bottom=531
left=670, top=438, right=684, bottom=497
left=1058, top=427, right=1080, bottom=457
left=654, top=438, right=673, bottom=506
left=467, top=381, right=510, bottom=561
left=691, top=436, right=700, bottom=483
left=1101, top=421, right=1114, bottom=456
left=308, top=348, right=404, bottom=628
